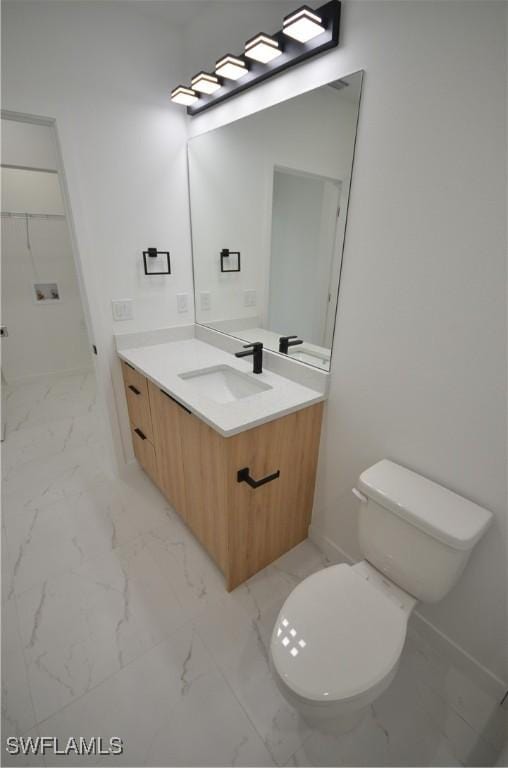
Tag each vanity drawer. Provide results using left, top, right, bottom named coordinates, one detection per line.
left=122, top=361, right=153, bottom=442
left=122, top=360, right=148, bottom=396
left=131, top=425, right=158, bottom=484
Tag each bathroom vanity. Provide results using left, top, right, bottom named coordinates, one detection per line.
left=116, top=70, right=363, bottom=591
left=119, top=336, right=325, bottom=590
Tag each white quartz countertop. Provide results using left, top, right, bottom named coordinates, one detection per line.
left=118, top=338, right=326, bottom=437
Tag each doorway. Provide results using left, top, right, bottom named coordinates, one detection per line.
left=1, top=116, right=95, bottom=438
left=267, top=166, right=342, bottom=347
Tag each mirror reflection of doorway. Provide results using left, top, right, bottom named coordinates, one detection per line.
left=1, top=116, right=96, bottom=439
left=267, top=166, right=342, bottom=348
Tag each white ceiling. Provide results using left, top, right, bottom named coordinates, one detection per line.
left=127, top=0, right=318, bottom=29
left=132, top=0, right=212, bottom=27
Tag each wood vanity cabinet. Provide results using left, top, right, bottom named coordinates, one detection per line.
left=121, top=362, right=323, bottom=591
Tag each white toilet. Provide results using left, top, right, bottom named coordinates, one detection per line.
left=270, top=459, right=492, bottom=732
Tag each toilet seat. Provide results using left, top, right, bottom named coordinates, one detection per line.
left=270, top=563, right=409, bottom=710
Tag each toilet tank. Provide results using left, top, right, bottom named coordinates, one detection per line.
left=355, top=460, right=492, bottom=603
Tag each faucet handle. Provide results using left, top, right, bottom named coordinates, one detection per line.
left=243, top=341, right=263, bottom=350
left=279, top=335, right=298, bottom=342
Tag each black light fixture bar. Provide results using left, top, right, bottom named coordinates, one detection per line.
left=186, top=0, right=340, bottom=116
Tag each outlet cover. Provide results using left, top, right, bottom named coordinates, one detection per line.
left=200, top=292, right=211, bottom=311
left=177, top=293, right=189, bottom=313
left=112, top=300, right=133, bottom=321
left=244, top=289, right=256, bottom=308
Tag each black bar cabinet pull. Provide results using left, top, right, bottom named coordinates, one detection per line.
left=134, top=428, right=146, bottom=440
left=160, top=389, right=191, bottom=415
left=237, top=466, right=280, bottom=489
left=128, top=384, right=141, bottom=395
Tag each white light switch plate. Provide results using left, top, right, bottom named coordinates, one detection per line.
left=112, top=300, right=133, bottom=321
left=200, top=292, right=211, bottom=311
left=244, top=289, right=256, bottom=307
left=177, top=293, right=189, bottom=313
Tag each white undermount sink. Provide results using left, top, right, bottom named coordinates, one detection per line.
left=179, top=365, right=272, bottom=404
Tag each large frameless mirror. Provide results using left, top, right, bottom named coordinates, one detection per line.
left=188, top=70, right=363, bottom=371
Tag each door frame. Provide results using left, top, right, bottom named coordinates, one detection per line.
left=1, top=109, right=121, bottom=473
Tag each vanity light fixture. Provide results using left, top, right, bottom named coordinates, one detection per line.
left=244, top=33, right=282, bottom=64
left=282, top=6, right=325, bottom=43
left=191, top=72, right=221, bottom=94
left=215, top=55, right=248, bottom=81
left=170, top=86, right=198, bottom=106
left=172, top=0, right=340, bottom=116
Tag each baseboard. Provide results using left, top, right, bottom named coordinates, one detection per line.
left=308, top=523, right=508, bottom=703
left=409, top=611, right=508, bottom=702
left=5, top=366, right=93, bottom=386
left=308, top=525, right=354, bottom=567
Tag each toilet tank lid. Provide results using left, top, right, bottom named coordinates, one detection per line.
left=357, top=460, right=492, bottom=550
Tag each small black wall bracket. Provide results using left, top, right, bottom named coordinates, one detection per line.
left=220, top=248, right=241, bottom=273
left=143, top=247, right=171, bottom=275
left=237, top=466, right=280, bottom=489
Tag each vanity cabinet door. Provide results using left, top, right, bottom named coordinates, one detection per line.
left=225, top=402, right=323, bottom=590
left=178, top=409, right=229, bottom=576
left=148, top=382, right=187, bottom=517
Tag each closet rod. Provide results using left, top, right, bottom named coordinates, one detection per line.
left=1, top=212, right=65, bottom=219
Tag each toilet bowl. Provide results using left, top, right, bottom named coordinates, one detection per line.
left=270, top=459, right=492, bottom=732
left=271, top=560, right=416, bottom=732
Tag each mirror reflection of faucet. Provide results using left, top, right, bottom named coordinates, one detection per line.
left=279, top=335, right=303, bottom=354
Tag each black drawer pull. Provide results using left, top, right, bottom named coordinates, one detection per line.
left=128, top=384, right=141, bottom=395
left=160, top=389, right=191, bottom=415
left=237, top=466, right=280, bottom=489
left=134, top=428, right=146, bottom=440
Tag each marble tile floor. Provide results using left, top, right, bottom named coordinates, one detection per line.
left=2, top=372, right=507, bottom=767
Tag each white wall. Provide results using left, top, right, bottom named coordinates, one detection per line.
left=1, top=0, right=195, bottom=464
left=1, top=118, right=59, bottom=170
left=2, top=168, right=64, bottom=215
left=187, top=0, right=508, bottom=685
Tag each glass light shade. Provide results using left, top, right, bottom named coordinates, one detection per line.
left=244, top=34, right=282, bottom=64
left=215, top=55, right=248, bottom=80
left=283, top=6, right=325, bottom=43
left=191, top=72, right=221, bottom=95
left=170, top=86, right=198, bottom=106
